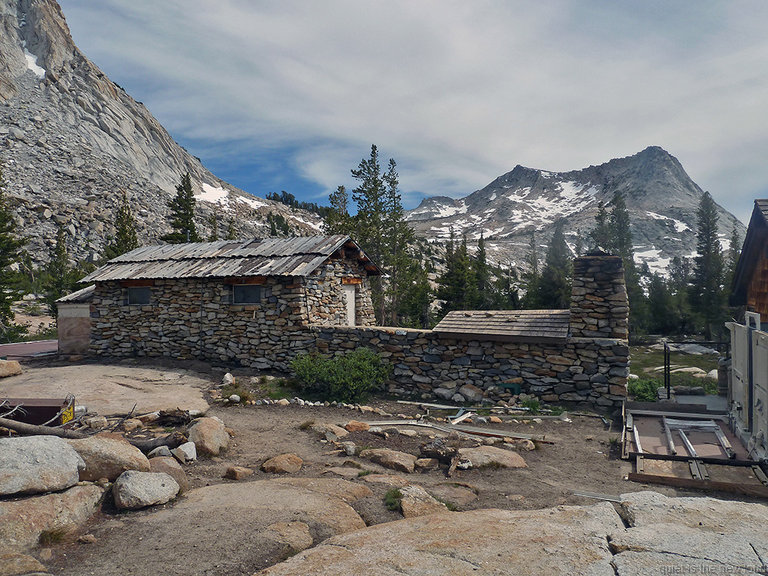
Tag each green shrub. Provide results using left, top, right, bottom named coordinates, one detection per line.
left=290, top=348, right=390, bottom=403
left=627, top=378, right=659, bottom=402
left=384, top=488, right=403, bottom=511
left=521, top=398, right=540, bottom=413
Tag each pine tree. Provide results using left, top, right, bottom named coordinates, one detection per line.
left=400, top=260, right=432, bottom=328
left=225, top=219, right=237, bottom=240
left=609, top=191, right=647, bottom=335
left=43, top=226, right=77, bottom=317
left=472, top=232, right=493, bottom=309
left=382, top=158, right=416, bottom=325
left=324, top=185, right=353, bottom=235
left=521, top=230, right=541, bottom=309
left=162, top=173, right=201, bottom=243
left=103, top=190, right=139, bottom=260
left=0, top=163, right=27, bottom=341
left=207, top=212, right=219, bottom=241
left=589, top=201, right=612, bottom=251
left=536, top=221, right=572, bottom=309
left=351, top=145, right=387, bottom=321
left=436, top=230, right=477, bottom=315
left=724, top=225, right=741, bottom=295
left=690, top=192, right=725, bottom=339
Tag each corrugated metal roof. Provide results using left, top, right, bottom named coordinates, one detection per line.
left=433, top=309, right=571, bottom=342
left=82, top=236, right=380, bottom=282
left=56, top=284, right=95, bottom=303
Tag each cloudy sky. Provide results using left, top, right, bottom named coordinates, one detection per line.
left=58, top=1, right=768, bottom=223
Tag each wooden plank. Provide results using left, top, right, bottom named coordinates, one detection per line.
left=678, top=429, right=698, bottom=458
left=628, top=468, right=768, bottom=498
left=753, top=465, right=768, bottom=486
left=662, top=416, right=677, bottom=455
left=632, top=424, right=644, bottom=454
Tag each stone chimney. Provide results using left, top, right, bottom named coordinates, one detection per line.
left=569, top=254, right=628, bottom=340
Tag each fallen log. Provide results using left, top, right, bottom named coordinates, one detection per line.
left=0, top=417, right=186, bottom=453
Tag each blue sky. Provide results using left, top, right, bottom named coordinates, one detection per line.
left=58, top=1, right=768, bottom=223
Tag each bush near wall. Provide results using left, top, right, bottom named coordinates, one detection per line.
left=291, top=347, right=391, bottom=403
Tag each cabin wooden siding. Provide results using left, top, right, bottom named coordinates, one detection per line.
left=746, top=250, right=768, bottom=317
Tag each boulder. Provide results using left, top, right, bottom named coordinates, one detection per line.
left=266, top=522, right=313, bottom=555
left=457, top=446, right=527, bottom=469
left=147, top=446, right=172, bottom=458
left=361, top=474, right=410, bottom=488
left=399, top=485, right=448, bottom=518
left=112, top=471, right=179, bottom=510
left=256, top=502, right=623, bottom=575
left=359, top=449, right=417, bottom=473
left=0, top=553, right=48, bottom=575
left=0, top=484, right=106, bottom=553
left=0, top=436, right=84, bottom=496
left=270, top=477, right=372, bottom=503
left=0, top=360, right=22, bottom=378
left=149, top=456, right=190, bottom=493
left=458, top=384, right=484, bottom=403
left=427, top=483, right=478, bottom=508
left=433, top=387, right=455, bottom=401
left=67, top=434, right=150, bottom=481
left=187, top=417, right=229, bottom=456
left=262, top=453, right=303, bottom=474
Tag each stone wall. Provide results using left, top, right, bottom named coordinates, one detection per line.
left=89, top=253, right=629, bottom=410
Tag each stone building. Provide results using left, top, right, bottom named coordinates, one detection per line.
left=80, top=235, right=379, bottom=365
left=75, top=242, right=629, bottom=410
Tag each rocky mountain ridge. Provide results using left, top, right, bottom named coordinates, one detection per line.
left=0, top=0, right=322, bottom=265
left=407, top=146, right=745, bottom=274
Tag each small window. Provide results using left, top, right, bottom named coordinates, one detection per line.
left=127, top=286, right=151, bottom=305
left=233, top=284, right=261, bottom=304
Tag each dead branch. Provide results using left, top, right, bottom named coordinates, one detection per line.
left=0, top=417, right=186, bottom=453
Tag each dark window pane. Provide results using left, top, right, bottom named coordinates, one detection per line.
left=127, top=287, right=151, bottom=305
left=233, top=285, right=261, bottom=304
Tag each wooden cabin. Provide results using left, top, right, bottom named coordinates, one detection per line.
left=731, top=199, right=768, bottom=329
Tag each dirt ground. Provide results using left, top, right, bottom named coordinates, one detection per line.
left=6, top=358, right=726, bottom=575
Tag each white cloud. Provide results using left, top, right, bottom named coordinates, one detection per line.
left=58, top=0, right=768, bottom=222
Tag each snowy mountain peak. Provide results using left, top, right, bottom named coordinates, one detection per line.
left=407, top=147, right=744, bottom=273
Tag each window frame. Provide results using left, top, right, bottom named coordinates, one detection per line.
left=232, top=284, right=262, bottom=305
left=126, top=286, right=151, bottom=306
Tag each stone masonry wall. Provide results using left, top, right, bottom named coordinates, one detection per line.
left=89, top=255, right=375, bottom=367
left=89, top=254, right=629, bottom=410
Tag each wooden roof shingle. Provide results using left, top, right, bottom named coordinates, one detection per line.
left=433, top=309, right=570, bottom=342
left=81, top=235, right=380, bottom=282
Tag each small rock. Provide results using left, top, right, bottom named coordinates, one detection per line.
left=310, top=423, right=348, bottom=439
left=137, top=412, right=160, bottom=424
left=415, top=458, right=439, bottom=471
left=489, top=416, right=503, bottom=424
left=399, top=429, right=418, bottom=438
left=171, top=441, right=197, bottom=463
left=224, top=466, right=253, bottom=480
left=221, top=372, right=235, bottom=387
left=344, top=420, right=370, bottom=432
left=112, top=471, right=179, bottom=510
left=341, top=442, right=357, bottom=456
left=77, top=533, right=98, bottom=544
left=451, top=393, right=465, bottom=403
left=277, top=399, right=290, bottom=406
left=148, top=446, right=172, bottom=458
left=262, top=453, right=303, bottom=474
left=188, top=417, right=229, bottom=456
left=359, top=449, right=417, bottom=473
left=399, top=485, right=448, bottom=518
left=122, top=418, right=143, bottom=432
left=369, top=427, right=388, bottom=438
left=149, top=456, right=190, bottom=493
left=516, top=439, right=536, bottom=452
left=361, top=474, right=410, bottom=487
left=228, top=394, right=241, bottom=403
left=84, top=416, right=108, bottom=430
left=0, top=359, right=22, bottom=378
